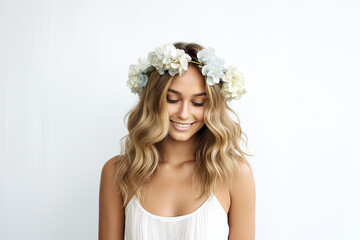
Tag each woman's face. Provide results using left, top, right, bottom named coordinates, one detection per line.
left=166, top=65, right=208, bottom=142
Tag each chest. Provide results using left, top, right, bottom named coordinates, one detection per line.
left=124, top=164, right=230, bottom=217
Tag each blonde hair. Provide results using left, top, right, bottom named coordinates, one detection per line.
left=114, top=42, right=252, bottom=207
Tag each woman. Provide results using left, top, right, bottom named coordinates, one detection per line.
left=99, top=42, right=255, bottom=240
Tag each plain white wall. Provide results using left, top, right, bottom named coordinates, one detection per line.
left=1, top=0, right=359, bottom=239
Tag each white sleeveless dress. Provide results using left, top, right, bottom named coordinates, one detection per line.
left=124, top=193, right=229, bottom=240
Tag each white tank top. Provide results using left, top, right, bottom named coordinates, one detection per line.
left=124, top=193, right=229, bottom=240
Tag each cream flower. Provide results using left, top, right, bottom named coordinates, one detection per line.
left=148, top=43, right=191, bottom=76
left=127, top=58, right=150, bottom=95
left=221, top=66, right=247, bottom=100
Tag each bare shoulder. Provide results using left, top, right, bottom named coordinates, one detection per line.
left=103, top=155, right=120, bottom=172
left=99, top=155, right=124, bottom=240
left=228, top=160, right=256, bottom=240
left=229, top=160, right=255, bottom=191
left=100, top=155, right=121, bottom=194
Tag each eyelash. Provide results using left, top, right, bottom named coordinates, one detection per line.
left=167, top=98, right=204, bottom=106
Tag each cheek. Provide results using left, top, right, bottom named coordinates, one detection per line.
left=167, top=104, right=176, bottom=116
left=194, top=108, right=206, bottom=121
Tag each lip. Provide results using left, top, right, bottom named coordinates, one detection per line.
left=170, top=120, right=194, bottom=131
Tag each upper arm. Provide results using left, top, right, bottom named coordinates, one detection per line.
left=228, top=160, right=256, bottom=240
left=99, top=155, right=125, bottom=240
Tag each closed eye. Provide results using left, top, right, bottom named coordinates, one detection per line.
left=192, top=102, right=204, bottom=106
left=167, top=99, right=178, bottom=103
left=167, top=98, right=205, bottom=107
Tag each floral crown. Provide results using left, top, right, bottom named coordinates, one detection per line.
left=126, top=43, right=246, bottom=101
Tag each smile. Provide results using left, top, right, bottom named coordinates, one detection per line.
left=170, top=120, right=194, bottom=130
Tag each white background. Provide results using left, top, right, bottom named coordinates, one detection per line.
left=1, top=0, right=359, bottom=239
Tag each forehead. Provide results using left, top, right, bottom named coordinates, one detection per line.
left=168, top=65, right=206, bottom=96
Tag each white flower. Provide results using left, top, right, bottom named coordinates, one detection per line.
left=221, top=66, right=247, bottom=100
left=127, top=58, right=150, bottom=95
left=197, top=47, right=225, bottom=85
left=148, top=43, right=191, bottom=76
left=201, top=58, right=225, bottom=85
left=197, top=47, right=216, bottom=62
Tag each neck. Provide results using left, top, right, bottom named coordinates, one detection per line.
left=158, top=135, right=198, bottom=168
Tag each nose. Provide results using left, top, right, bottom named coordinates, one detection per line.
left=178, top=102, right=189, bottom=120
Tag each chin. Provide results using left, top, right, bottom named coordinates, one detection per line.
left=168, top=134, right=192, bottom=142
left=168, top=130, right=200, bottom=143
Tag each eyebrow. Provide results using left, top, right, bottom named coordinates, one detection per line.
left=168, top=89, right=207, bottom=97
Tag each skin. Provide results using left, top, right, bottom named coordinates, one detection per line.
left=99, top=65, right=255, bottom=239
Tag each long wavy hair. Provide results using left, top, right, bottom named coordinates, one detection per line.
left=114, top=42, right=252, bottom=207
